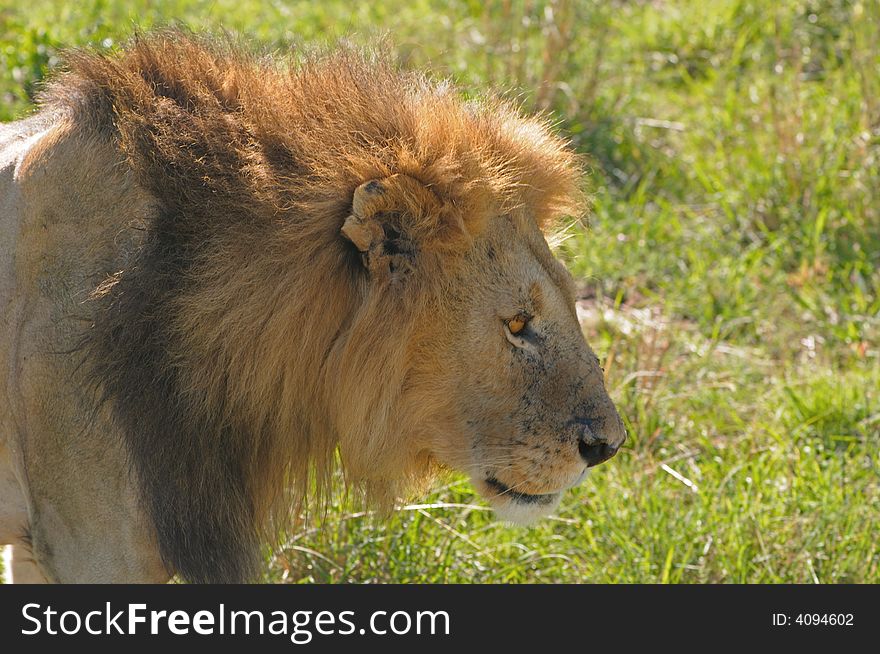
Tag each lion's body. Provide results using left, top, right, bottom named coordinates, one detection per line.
left=0, top=32, right=625, bottom=583
left=0, top=114, right=166, bottom=581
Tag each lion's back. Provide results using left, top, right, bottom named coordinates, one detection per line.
left=0, top=114, right=54, bottom=308
left=0, top=114, right=58, bottom=443
left=0, top=112, right=152, bottom=450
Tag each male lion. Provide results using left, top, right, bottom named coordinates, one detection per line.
left=0, top=32, right=625, bottom=583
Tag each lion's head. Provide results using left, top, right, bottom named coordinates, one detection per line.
left=46, top=31, right=626, bottom=581
left=338, top=174, right=626, bottom=524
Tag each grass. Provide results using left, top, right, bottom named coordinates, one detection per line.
left=0, top=0, right=877, bottom=583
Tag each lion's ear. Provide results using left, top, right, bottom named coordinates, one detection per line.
left=341, top=175, right=446, bottom=279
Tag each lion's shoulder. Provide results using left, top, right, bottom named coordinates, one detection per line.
left=2, top=111, right=153, bottom=318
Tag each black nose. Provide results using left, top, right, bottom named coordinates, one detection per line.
left=572, top=416, right=625, bottom=467
left=578, top=438, right=619, bottom=467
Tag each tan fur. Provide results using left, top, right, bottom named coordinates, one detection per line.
left=0, top=31, right=624, bottom=583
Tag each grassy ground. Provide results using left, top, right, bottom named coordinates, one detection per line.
left=1, top=0, right=877, bottom=583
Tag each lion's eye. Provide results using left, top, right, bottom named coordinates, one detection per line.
left=504, top=313, right=537, bottom=352
left=506, top=314, right=528, bottom=335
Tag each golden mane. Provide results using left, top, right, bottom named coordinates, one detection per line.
left=39, top=30, right=586, bottom=582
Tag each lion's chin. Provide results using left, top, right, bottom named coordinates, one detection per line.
left=473, top=477, right=565, bottom=525
left=489, top=492, right=563, bottom=525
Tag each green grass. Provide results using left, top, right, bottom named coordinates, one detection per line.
left=1, top=0, right=877, bottom=583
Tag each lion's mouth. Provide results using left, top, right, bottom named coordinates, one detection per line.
left=484, top=476, right=558, bottom=506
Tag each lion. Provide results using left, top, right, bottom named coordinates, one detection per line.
left=0, top=31, right=626, bottom=583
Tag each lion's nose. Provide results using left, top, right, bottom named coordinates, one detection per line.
left=575, top=418, right=623, bottom=467
left=578, top=437, right=619, bottom=467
